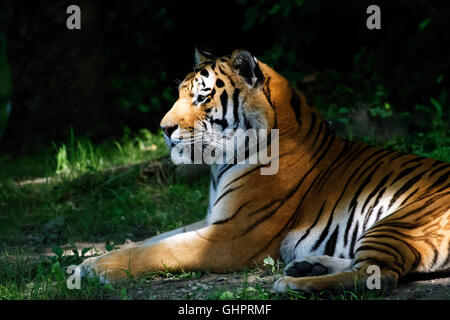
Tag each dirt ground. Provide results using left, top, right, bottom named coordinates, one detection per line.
left=58, top=241, right=450, bottom=300
left=118, top=273, right=279, bottom=300
left=385, top=275, right=450, bottom=300
left=106, top=271, right=450, bottom=300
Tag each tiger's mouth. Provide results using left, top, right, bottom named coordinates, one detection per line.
left=163, top=132, right=176, bottom=149
left=164, top=125, right=238, bottom=165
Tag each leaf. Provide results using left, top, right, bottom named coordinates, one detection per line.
left=268, top=3, right=281, bottom=15
left=120, top=288, right=128, bottom=300
left=430, top=97, right=442, bottom=114
left=103, top=284, right=115, bottom=291
left=418, top=17, right=431, bottom=32
left=51, top=261, right=61, bottom=273
left=52, top=245, right=64, bottom=258
left=219, top=291, right=235, bottom=300
left=414, top=105, right=428, bottom=113
left=338, top=107, right=349, bottom=114
left=242, top=4, right=260, bottom=31
left=263, top=255, right=275, bottom=267
left=81, top=247, right=91, bottom=257
left=337, top=117, right=350, bottom=125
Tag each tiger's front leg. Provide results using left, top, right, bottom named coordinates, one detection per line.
left=80, top=223, right=277, bottom=282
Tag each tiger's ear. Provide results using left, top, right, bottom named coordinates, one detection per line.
left=231, top=49, right=264, bottom=87
left=194, top=47, right=214, bottom=66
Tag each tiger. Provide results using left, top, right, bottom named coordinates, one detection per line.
left=80, top=48, right=450, bottom=296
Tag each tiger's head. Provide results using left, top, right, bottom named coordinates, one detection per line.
left=160, top=49, right=282, bottom=163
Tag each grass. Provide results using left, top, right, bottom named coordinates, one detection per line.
left=0, top=92, right=448, bottom=299
left=0, top=128, right=209, bottom=299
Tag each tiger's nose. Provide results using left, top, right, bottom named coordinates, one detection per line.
left=161, top=124, right=178, bottom=138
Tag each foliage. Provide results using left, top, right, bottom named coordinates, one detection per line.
left=1, top=1, right=449, bottom=150
left=0, top=31, right=11, bottom=140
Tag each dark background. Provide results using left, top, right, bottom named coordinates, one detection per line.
left=0, top=0, right=449, bottom=152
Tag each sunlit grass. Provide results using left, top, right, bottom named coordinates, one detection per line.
left=53, top=127, right=168, bottom=178
left=0, top=128, right=209, bottom=299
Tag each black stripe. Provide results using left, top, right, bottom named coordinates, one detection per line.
left=232, top=89, right=240, bottom=123
left=316, top=140, right=355, bottom=192
left=400, top=156, right=425, bottom=168
left=220, top=150, right=295, bottom=192
left=361, top=171, right=393, bottom=214
left=359, top=240, right=405, bottom=265
left=429, top=247, right=440, bottom=269
left=375, top=206, right=384, bottom=221
left=294, top=202, right=326, bottom=248
left=305, top=112, right=317, bottom=139
left=388, top=152, right=410, bottom=164
left=210, top=88, right=216, bottom=100
left=262, top=77, right=274, bottom=109
left=337, top=145, right=374, bottom=178
left=212, top=201, right=249, bottom=224
left=247, top=200, right=281, bottom=218
left=426, top=170, right=450, bottom=192
left=238, top=204, right=281, bottom=237
left=222, top=163, right=272, bottom=191
left=311, top=121, right=324, bottom=148
left=220, top=91, right=228, bottom=120
left=211, top=175, right=217, bottom=190
left=344, top=148, right=386, bottom=182
left=353, top=257, right=403, bottom=275
left=355, top=245, right=401, bottom=261
left=216, top=163, right=235, bottom=183
left=429, top=164, right=450, bottom=177
left=354, top=150, right=391, bottom=184
left=399, top=187, right=419, bottom=206
left=365, top=186, right=386, bottom=227
left=431, top=159, right=444, bottom=168
left=213, top=185, right=242, bottom=207
left=390, top=163, right=422, bottom=186
left=433, top=182, right=450, bottom=194
left=290, top=88, right=302, bottom=123
left=349, top=221, right=359, bottom=258
left=394, top=192, right=450, bottom=221
left=211, top=118, right=228, bottom=129
left=311, top=123, right=332, bottom=159
left=388, top=170, right=428, bottom=209
left=324, top=226, right=339, bottom=256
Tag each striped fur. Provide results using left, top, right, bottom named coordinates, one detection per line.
left=80, top=50, right=450, bottom=295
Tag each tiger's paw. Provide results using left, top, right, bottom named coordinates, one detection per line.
left=78, top=254, right=130, bottom=284
left=273, top=276, right=316, bottom=294
left=79, top=256, right=106, bottom=284
left=284, top=255, right=351, bottom=278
